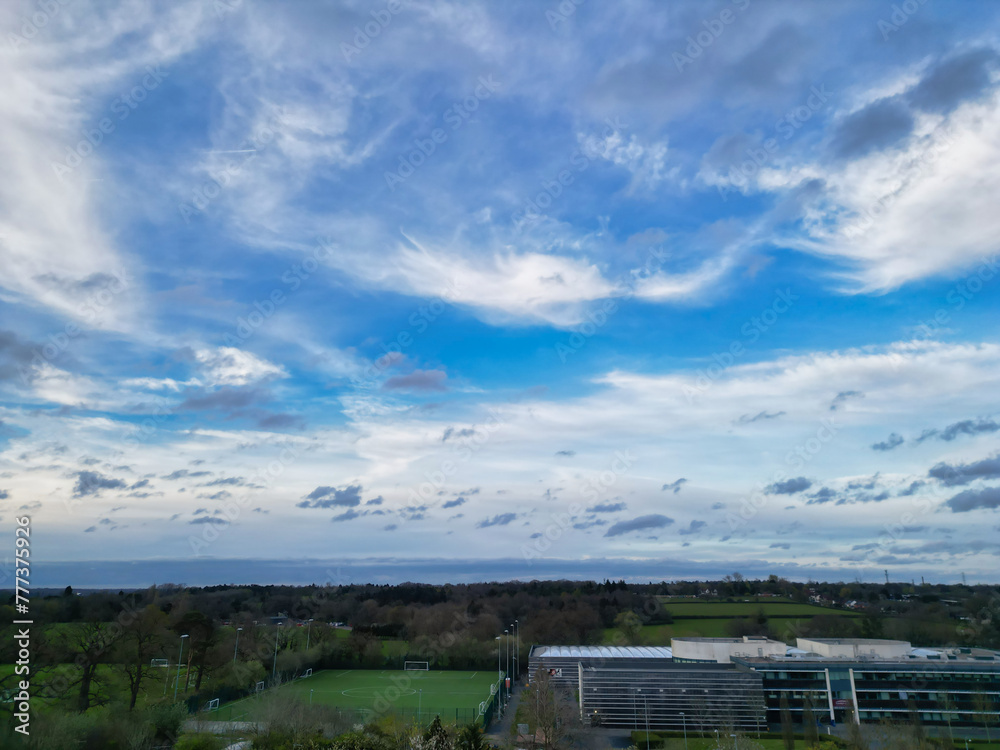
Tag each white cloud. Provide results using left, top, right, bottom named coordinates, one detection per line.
left=766, top=86, right=1000, bottom=290
left=373, top=234, right=619, bottom=327
left=0, top=0, right=214, bottom=331
left=578, top=130, right=670, bottom=191
left=194, top=347, right=286, bottom=386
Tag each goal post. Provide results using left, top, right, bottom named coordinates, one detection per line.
left=403, top=661, right=429, bottom=671
left=302, top=668, right=313, bottom=678
left=255, top=681, right=265, bottom=693
left=204, top=698, right=220, bottom=712
left=150, top=658, right=169, bottom=668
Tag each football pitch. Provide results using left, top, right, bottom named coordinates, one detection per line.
left=214, top=669, right=497, bottom=723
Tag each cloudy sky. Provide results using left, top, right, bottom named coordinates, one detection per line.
left=2, top=0, right=999, bottom=587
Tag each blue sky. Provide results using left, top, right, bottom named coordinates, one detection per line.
left=2, top=0, right=1000, bottom=587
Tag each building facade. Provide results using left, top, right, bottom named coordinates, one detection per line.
left=529, top=639, right=1000, bottom=731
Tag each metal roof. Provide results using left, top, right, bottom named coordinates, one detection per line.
left=531, top=645, right=672, bottom=659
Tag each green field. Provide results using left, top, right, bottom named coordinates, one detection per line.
left=215, top=669, right=496, bottom=724
left=654, top=599, right=858, bottom=617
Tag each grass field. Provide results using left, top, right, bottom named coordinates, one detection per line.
left=214, top=669, right=496, bottom=724
left=654, top=599, right=859, bottom=617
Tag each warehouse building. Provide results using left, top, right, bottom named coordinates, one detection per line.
left=528, top=638, right=1000, bottom=731
left=735, top=641, right=1000, bottom=729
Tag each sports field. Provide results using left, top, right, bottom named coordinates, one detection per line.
left=215, top=669, right=497, bottom=724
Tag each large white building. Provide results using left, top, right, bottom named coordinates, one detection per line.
left=671, top=636, right=787, bottom=664
left=795, top=637, right=911, bottom=659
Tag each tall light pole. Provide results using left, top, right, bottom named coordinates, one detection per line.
left=272, top=623, right=280, bottom=679
left=495, top=635, right=501, bottom=715
left=306, top=619, right=314, bottom=651
left=174, top=634, right=189, bottom=701
left=234, top=627, right=243, bottom=665
left=418, top=688, right=423, bottom=726
left=514, top=620, right=519, bottom=680
left=504, top=629, right=509, bottom=698
left=680, top=712, right=687, bottom=750
left=638, top=690, right=649, bottom=750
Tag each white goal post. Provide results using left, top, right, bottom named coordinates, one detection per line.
left=150, top=658, right=169, bottom=668
left=204, top=698, right=220, bottom=712
left=403, top=661, right=429, bottom=671
left=255, top=681, right=265, bottom=693
left=302, top=668, right=313, bottom=678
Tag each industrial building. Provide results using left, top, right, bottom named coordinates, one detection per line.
left=528, top=638, right=1000, bottom=732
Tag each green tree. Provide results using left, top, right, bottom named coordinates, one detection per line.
left=422, top=716, right=452, bottom=750
left=455, top=723, right=488, bottom=750
left=613, top=611, right=643, bottom=645
left=116, top=604, right=171, bottom=710
left=779, top=692, right=795, bottom=750
left=973, top=688, right=997, bottom=742
left=174, top=611, right=216, bottom=692
left=802, top=695, right=819, bottom=744
left=844, top=709, right=868, bottom=750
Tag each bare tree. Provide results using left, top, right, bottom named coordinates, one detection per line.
left=116, top=604, right=171, bottom=710
left=973, top=688, right=997, bottom=743
left=523, top=669, right=579, bottom=750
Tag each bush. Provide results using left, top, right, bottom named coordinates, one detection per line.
left=175, top=733, right=224, bottom=750
left=144, top=702, right=187, bottom=743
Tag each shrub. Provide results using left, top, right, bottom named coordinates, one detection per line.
left=175, top=733, right=224, bottom=750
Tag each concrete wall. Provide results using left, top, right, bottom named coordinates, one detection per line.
left=671, top=637, right=786, bottom=664
left=796, top=638, right=911, bottom=659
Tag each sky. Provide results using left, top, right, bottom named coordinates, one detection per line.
left=1, top=0, right=999, bottom=588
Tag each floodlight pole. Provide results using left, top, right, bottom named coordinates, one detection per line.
left=174, top=634, right=189, bottom=702
left=505, top=629, right=509, bottom=702
left=234, top=627, right=242, bottom=665
left=272, top=623, right=280, bottom=679
left=306, top=619, right=314, bottom=650
left=681, top=712, right=687, bottom=750
left=642, top=692, right=649, bottom=750
left=495, top=636, right=502, bottom=715
left=516, top=623, right=521, bottom=685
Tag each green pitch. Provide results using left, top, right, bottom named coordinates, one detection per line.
left=216, top=669, right=497, bottom=723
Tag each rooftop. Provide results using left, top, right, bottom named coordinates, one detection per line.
left=531, top=645, right=673, bottom=659
left=798, top=638, right=910, bottom=646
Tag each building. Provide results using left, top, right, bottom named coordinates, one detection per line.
left=736, top=641, right=1000, bottom=729
left=579, top=663, right=766, bottom=732
left=795, top=638, right=911, bottom=659
left=528, top=645, right=673, bottom=690
left=528, top=639, right=1000, bottom=732
left=527, top=644, right=764, bottom=731
left=672, top=636, right=787, bottom=664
